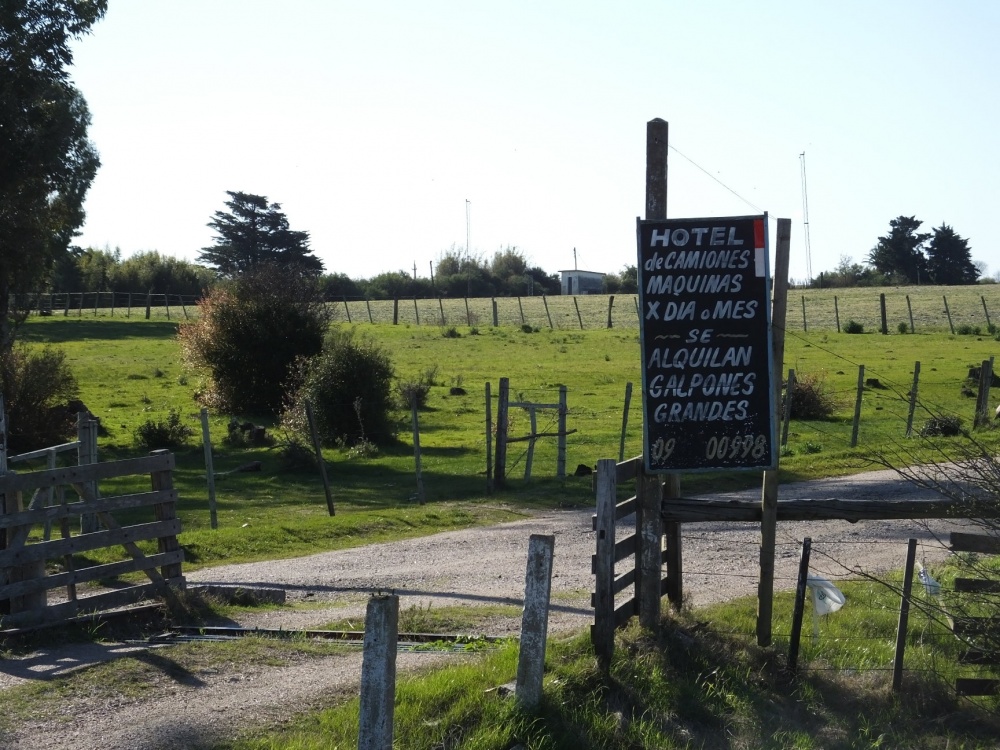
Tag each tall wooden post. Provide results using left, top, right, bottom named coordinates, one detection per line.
left=593, top=459, right=617, bottom=670
left=557, top=386, right=567, bottom=479
left=893, top=538, right=918, bottom=692
left=905, top=362, right=921, bottom=437
left=358, top=594, right=398, bottom=749
left=150, top=449, right=183, bottom=582
left=484, top=382, right=493, bottom=493
left=78, top=413, right=99, bottom=534
left=494, top=378, right=509, bottom=488
left=636, top=467, right=663, bottom=627
left=619, top=382, right=633, bottom=463
left=515, top=534, right=555, bottom=709
left=851, top=364, right=865, bottom=447
left=200, top=409, right=218, bottom=529
left=757, top=217, right=791, bottom=647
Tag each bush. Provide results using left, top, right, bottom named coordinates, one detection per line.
left=919, top=415, right=963, bottom=437
left=956, top=324, right=981, bottom=336
left=282, top=328, right=396, bottom=447
left=134, top=409, right=194, bottom=450
left=0, top=345, right=79, bottom=452
left=786, top=373, right=836, bottom=420
left=178, top=265, right=330, bottom=415
left=843, top=320, right=864, bottom=334
left=897, top=322, right=909, bottom=334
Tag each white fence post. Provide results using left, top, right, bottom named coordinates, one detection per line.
left=358, top=594, right=398, bottom=750
left=516, top=534, right=555, bottom=708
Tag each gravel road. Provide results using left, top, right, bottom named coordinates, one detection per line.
left=0, top=468, right=971, bottom=749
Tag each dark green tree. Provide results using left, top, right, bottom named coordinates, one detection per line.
left=866, top=216, right=930, bottom=284
left=0, top=0, right=106, bottom=352
left=198, top=191, right=324, bottom=277
left=926, top=224, right=978, bottom=285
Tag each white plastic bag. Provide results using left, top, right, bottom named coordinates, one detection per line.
left=806, top=575, right=846, bottom=615
left=917, top=563, right=941, bottom=598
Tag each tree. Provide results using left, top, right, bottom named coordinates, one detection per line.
left=926, top=224, right=978, bottom=285
left=866, top=216, right=930, bottom=284
left=198, top=191, right=324, bottom=277
left=0, top=0, right=106, bottom=352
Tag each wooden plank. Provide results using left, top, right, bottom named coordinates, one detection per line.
left=0, top=490, right=175, bottom=530
left=950, top=532, right=1000, bottom=555
left=590, top=496, right=637, bottom=531
left=614, top=534, right=637, bottom=564
left=616, top=456, right=642, bottom=483
left=0, top=551, right=184, bottom=600
left=590, top=569, right=636, bottom=607
left=956, top=678, right=1000, bottom=697
left=613, top=598, right=636, bottom=629
left=955, top=578, right=1000, bottom=593
left=0, top=453, right=174, bottom=494
left=0, top=519, right=181, bottom=567
left=659, top=497, right=1000, bottom=524
left=0, top=577, right=185, bottom=629
left=592, top=458, right=617, bottom=668
left=952, top=617, right=1000, bottom=637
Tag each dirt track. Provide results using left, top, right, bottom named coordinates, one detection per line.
left=0, top=469, right=969, bottom=749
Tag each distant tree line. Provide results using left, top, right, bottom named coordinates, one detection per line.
left=812, top=216, right=981, bottom=288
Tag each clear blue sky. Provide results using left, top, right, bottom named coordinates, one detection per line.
left=68, top=1, right=1000, bottom=283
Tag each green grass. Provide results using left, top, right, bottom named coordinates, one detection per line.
left=15, top=313, right=1000, bottom=570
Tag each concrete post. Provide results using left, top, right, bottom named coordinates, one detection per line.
left=358, top=594, right=398, bottom=750
left=516, top=534, right=555, bottom=709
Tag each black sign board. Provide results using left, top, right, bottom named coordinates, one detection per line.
left=637, top=215, right=776, bottom=473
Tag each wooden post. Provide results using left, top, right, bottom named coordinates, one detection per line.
left=893, top=538, right=918, bottom=692
left=63, top=294, right=70, bottom=316
left=781, top=369, right=795, bottom=446
left=606, top=295, right=614, bottom=328
left=663, top=474, right=682, bottom=609
left=358, top=594, right=398, bottom=750
left=392, top=297, right=399, bottom=325
left=943, top=295, right=954, bottom=334
left=834, top=295, right=840, bottom=333
left=93, top=291, right=98, bottom=316
left=517, top=296, right=525, bottom=326
left=801, top=295, right=807, bottom=332
left=982, top=295, right=992, bottom=331
left=636, top=467, right=663, bottom=629
left=164, top=294, right=170, bottom=320
left=880, top=292, right=888, bottom=335
left=905, top=362, right=921, bottom=437
left=573, top=296, right=583, bottom=329
left=491, top=298, right=498, bottom=327
left=975, top=359, right=992, bottom=428
left=180, top=295, right=188, bottom=319
left=110, top=292, right=115, bottom=317
left=758, top=217, right=791, bottom=647
left=557, top=386, right=567, bottom=479
left=304, top=400, right=335, bottom=516
left=438, top=297, right=445, bottom=325
left=515, top=534, right=555, bottom=709
left=365, top=297, right=373, bottom=323
left=593, top=458, right=617, bottom=670
left=413, top=296, right=419, bottom=325
left=906, top=294, right=915, bottom=333
left=464, top=296, right=471, bottom=326
left=144, top=291, right=151, bottom=320
left=634, top=295, right=640, bottom=322
left=410, top=395, right=425, bottom=504
left=78, top=413, right=99, bottom=534
left=851, top=365, right=865, bottom=447
left=542, top=295, right=553, bottom=329
left=485, top=382, right=493, bottom=494
left=126, top=292, right=131, bottom=318
left=149, top=449, right=183, bottom=582
left=524, top=407, right=537, bottom=481
left=343, top=295, right=352, bottom=323
left=619, top=382, right=633, bottom=463
left=495, top=378, right=509, bottom=488
left=78, top=292, right=84, bottom=316
left=788, top=537, right=812, bottom=674
left=200, top=409, right=218, bottom=529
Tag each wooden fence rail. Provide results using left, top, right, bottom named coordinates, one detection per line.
left=0, top=450, right=185, bottom=629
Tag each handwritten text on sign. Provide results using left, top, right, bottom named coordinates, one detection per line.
left=637, top=216, right=776, bottom=473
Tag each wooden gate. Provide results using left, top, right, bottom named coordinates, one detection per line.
left=0, top=450, right=185, bottom=629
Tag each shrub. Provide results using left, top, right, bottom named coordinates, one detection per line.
left=956, top=324, right=981, bottom=336
left=919, top=415, right=963, bottom=437
left=786, top=373, right=836, bottom=420
left=134, top=409, right=194, bottom=450
left=442, top=326, right=461, bottom=339
left=178, top=265, right=330, bottom=416
left=897, top=322, right=909, bottom=334
left=0, top=345, right=79, bottom=452
left=843, top=320, right=864, bottom=334
left=282, top=328, right=395, bottom=447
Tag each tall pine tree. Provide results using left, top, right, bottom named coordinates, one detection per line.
left=867, top=216, right=930, bottom=284
left=926, top=224, right=978, bottom=285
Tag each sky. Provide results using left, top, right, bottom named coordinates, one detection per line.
left=67, top=1, right=1000, bottom=284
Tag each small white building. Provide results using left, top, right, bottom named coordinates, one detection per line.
left=560, top=270, right=605, bottom=295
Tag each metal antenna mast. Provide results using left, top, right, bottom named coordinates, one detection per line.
left=799, top=152, right=813, bottom=281
left=465, top=199, right=471, bottom=259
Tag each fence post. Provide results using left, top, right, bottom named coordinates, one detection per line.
left=78, top=413, right=99, bottom=534
left=365, top=297, right=373, bottom=323
left=982, top=295, right=992, bottom=331
left=879, top=293, right=888, bottom=335
left=801, top=295, right=807, bottom=332
left=834, top=295, right=840, bottom=333
left=557, top=386, right=567, bottom=479
left=619, top=382, right=633, bottom=463
left=200, top=409, right=218, bottom=529
left=492, top=298, right=498, bottom=327
left=573, top=296, right=584, bottom=329
left=542, top=295, right=553, bottom=329
left=851, top=365, right=865, bottom=447
left=893, top=538, right=918, bottom=692
left=413, top=296, right=419, bottom=325
left=636, top=466, right=663, bottom=630
left=515, top=534, right=555, bottom=709
left=975, top=359, right=993, bottom=428
left=392, top=297, right=399, bottom=325
left=606, top=295, right=614, bottom=328
left=524, top=407, right=537, bottom=481
left=304, top=400, right=335, bottom=516
left=495, top=378, right=509, bottom=488
left=149, top=449, right=183, bottom=582
left=788, top=537, right=812, bottom=674
left=126, top=292, right=131, bottom=318
left=943, top=295, right=954, bottom=334
left=410, top=395, right=425, bottom=504
left=110, top=292, right=115, bottom=317
left=358, top=594, right=398, bottom=750
left=593, top=458, right=617, bottom=670
left=905, top=362, right=921, bottom=437
left=144, top=291, right=151, bottom=320
left=663, top=474, right=682, bottom=609
left=78, top=292, right=84, bottom=316
left=464, top=297, right=471, bottom=326
left=517, top=296, right=525, bottom=326
left=781, top=369, right=795, bottom=446
left=906, top=294, right=915, bottom=333
left=438, top=297, right=445, bottom=325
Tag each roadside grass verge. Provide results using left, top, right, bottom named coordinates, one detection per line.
left=224, top=582, right=1000, bottom=750
left=15, top=316, right=1000, bottom=570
